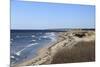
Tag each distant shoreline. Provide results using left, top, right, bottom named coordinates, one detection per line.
left=10, top=28, right=95, bottom=32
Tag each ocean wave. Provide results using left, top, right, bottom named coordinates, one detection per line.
left=31, top=39, right=36, bottom=42
left=32, top=35, right=35, bottom=37
left=11, top=54, right=20, bottom=62
left=15, top=43, right=38, bottom=56
left=27, top=43, right=38, bottom=47
left=16, top=48, right=25, bottom=56
left=11, top=56, right=15, bottom=59
left=11, top=32, right=58, bottom=64
left=42, top=36, right=49, bottom=38
left=42, top=32, right=57, bottom=41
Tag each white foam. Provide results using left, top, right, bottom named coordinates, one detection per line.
left=42, top=36, right=49, bottom=38
left=27, top=43, right=38, bottom=47
left=16, top=48, right=26, bottom=56
left=32, top=35, right=35, bottom=37
left=16, top=52, right=20, bottom=56
left=31, top=39, right=36, bottom=42
left=16, top=43, right=38, bottom=56
left=45, top=32, right=57, bottom=41
left=11, top=56, right=15, bottom=59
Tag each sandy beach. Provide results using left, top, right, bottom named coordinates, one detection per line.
left=12, top=29, right=95, bottom=67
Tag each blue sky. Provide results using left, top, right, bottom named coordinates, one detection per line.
left=11, top=0, right=95, bottom=29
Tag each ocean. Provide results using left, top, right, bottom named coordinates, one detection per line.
left=10, top=30, right=58, bottom=65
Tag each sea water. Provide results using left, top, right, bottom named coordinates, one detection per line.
left=10, top=30, right=58, bottom=65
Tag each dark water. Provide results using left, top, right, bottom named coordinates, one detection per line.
left=10, top=30, right=58, bottom=64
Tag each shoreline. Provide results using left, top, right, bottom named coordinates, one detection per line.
left=12, top=29, right=95, bottom=67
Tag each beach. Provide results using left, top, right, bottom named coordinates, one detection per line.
left=12, top=29, right=95, bottom=67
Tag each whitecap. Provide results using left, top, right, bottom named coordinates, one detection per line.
left=45, top=32, right=57, bottom=41
left=16, top=48, right=26, bottom=56
left=16, top=52, right=21, bottom=56
left=15, top=43, right=38, bottom=56
left=42, top=36, right=49, bottom=38
left=32, top=35, right=35, bottom=37
left=31, top=39, right=36, bottom=42
left=27, top=43, right=38, bottom=47
left=11, top=56, right=15, bottom=59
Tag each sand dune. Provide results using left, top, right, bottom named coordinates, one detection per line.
left=12, top=29, right=95, bottom=67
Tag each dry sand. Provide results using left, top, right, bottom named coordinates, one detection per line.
left=12, top=29, right=95, bottom=67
